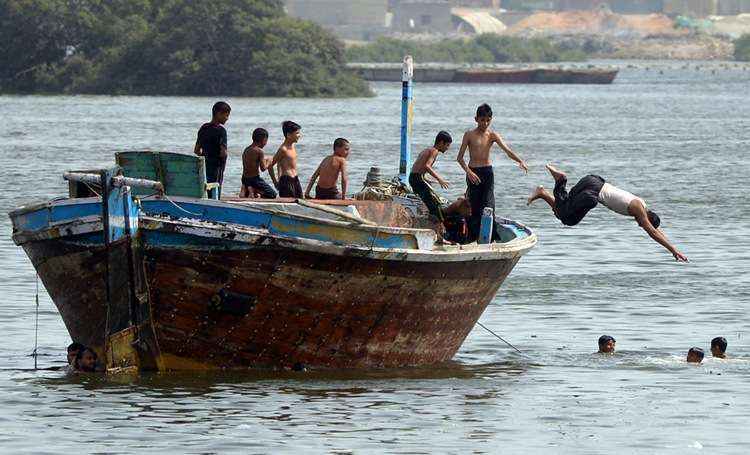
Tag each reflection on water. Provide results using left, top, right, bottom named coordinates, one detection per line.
left=1, top=61, right=750, bottom=452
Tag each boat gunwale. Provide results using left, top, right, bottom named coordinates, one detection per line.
left=140, top=214, right=537, bottom=262
left=11, top=210, right=536, bottom=262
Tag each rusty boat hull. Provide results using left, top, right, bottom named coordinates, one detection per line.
left=11, top=195, right=536, bottom=371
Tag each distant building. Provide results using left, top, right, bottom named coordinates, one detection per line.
left=392, top=0, right=454, bottom=32
left=454, top=0, right=502, bottom=7
left=717, top=0, right=750, bottom=15
left=285, top=0, right=388, bottom=39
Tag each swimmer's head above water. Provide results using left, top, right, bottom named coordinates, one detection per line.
left=711, top=337, right=727, bottom=358
left=687, top=347, right=705, bottom=364
left=598, top=335, right=616, bottom=354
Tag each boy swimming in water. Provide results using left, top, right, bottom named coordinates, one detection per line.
left=270, top=121, right=303, bottom=198
left=527, top=164, right=688, bottom=262
left=687, top=347, right=705, bottom=364
left=711, top=337, right=727, bottom=359
left=598, top=335, right=616, bottom=354
left=409, top=131, right=452, bottom=220
left=457, top=103, right=528, bottom=237
left=240, top=128, right=277, bottom=199
left=304, top=138, right=350, bottom=200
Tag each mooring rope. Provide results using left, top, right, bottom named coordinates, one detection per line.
left=162, top=193, right=202, bottom=216
left=476, top=321, right=528, bottom=358
left=32, top=273, right=39, bottom=370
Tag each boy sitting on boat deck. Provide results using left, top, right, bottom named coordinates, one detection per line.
left=457, top=103, right=528, bottom=238
left=270, top=121, right=303, bottom=198
left=304, top=138, right=350, bottom=200
left=409, top=131, right=452, bottom=221
left=240, top=128, right=277, bottom=199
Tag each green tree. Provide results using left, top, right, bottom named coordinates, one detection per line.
left=0, top=0, right=371, bottom=97
left=735, top=34, right=750, bottom=62
left=0, top=0, right=72, bottom=91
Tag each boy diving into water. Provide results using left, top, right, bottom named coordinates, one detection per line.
left=527, top=163, right=688, bottom=262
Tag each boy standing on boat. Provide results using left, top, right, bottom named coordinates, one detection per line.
left=457, top=103, right=528, bottom=237
left=270, top=121, right=303, bottom=198
left=194, top=101, right=231, bottom=196
left=527, top=164, right=688, bottom=262
left=409, top=131, right=452, bottom=220
left=304, top=138, right=350, bottom=200
left=240, top=128, right=277, bottom=199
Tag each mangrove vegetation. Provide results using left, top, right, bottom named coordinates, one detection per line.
left=0, top=0, right=371, bottom=97
left=346, top=35, right=588, bottom=64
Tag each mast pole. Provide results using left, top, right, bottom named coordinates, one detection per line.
left=399, top=55, right=414, bottom=184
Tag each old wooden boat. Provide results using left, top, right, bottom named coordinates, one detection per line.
left=9, top=158, right=535, bottom=371
left=9, top=57, right=536, bottom=372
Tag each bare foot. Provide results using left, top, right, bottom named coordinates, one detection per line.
left=527, top=185, right=545, bottom=205
left=545, top=163, right=566, bottom=182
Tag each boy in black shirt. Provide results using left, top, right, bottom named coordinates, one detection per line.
left=194, top=101, right=231, bottom=196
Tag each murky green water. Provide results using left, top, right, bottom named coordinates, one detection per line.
left=1, top=61, right=749, bottom=453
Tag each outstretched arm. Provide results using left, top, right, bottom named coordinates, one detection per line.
left=457, top=132, right=480, bottom=184
left=305, top=165, right=321, bottom=199
left=633, top=204, right=688, bottom=262
left=495, top=133, right=528, bottom=173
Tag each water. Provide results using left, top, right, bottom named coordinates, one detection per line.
left=1, top=61, right=749, bottom=453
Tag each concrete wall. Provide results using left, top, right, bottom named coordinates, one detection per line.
left=286, top=0, right=388, bottom=26
left=555, top=0, right=664, bottom=13
left=392, top=1, right=454, bottom=32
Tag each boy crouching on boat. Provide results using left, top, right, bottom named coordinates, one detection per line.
left=409, top=131, right=452, bottom=220
left=304, top=138, right=350, bottom=200
left=240, top=128, right=277, bottom=199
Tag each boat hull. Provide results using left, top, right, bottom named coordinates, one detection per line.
left=144, top=236, right=519, bottom=369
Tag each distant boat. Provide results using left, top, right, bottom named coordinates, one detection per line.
left=348, top=62, right=618, bottom=84
left=9, top=155, right=535, bottom=371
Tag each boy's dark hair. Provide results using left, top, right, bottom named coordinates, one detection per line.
left=435, top=131, right=452, bottom=145
left=282, top=121, right=301, bottom=137
left=476, top=103, right=493, bottom=118
left=688, top=347, right=705, bottom=360
left=598, top=335, right=615, bottom=347
left=647, top=210, right=661, bottom=229
left=252, top=128, right=268, bottom=143
left=67, top=342, right=85, bottom=353
left=333, top=137, right=349, bottom=150
left=212, top=101, right=231, bottom=116
left=711, top=337, right=728, bottom=353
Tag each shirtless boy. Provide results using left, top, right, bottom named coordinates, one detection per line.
left=240, top=128, right=277, bottom=199
left=457, top=103, right=528, bottom=235
left=270, top=121, right=303, bottom=198
left=527, top=163, right=689, bottom=262
left=304, top=138, right=350, bottom=200
left=409, top=131, right=452, bottom=220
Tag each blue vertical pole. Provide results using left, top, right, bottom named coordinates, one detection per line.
left=399, top=56, right=414, bottom=184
